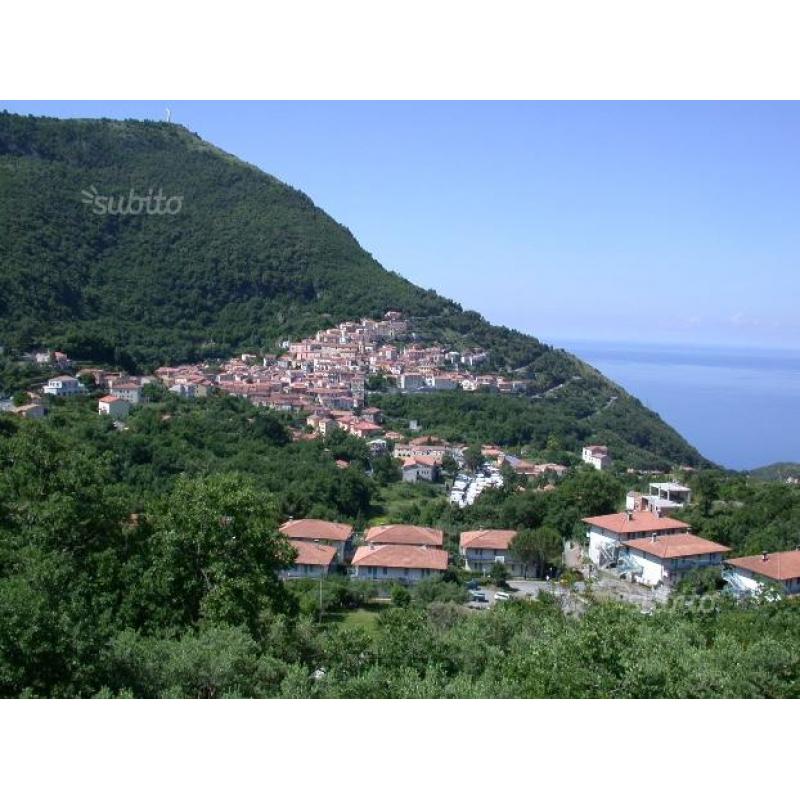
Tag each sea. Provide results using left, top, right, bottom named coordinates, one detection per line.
left=555, top=341, right=800, bottom=471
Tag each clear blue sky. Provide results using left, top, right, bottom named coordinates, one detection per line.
left=3, top=101, right=799, bottom=349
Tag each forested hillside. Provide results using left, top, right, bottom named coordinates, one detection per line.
left=0, top=111, right=708, bottom=468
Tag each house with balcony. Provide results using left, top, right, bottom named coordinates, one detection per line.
left=459, top=529, right=522, bottom=575
left=43, top=375, right=85, bottom=397
left=350, top=544, right=448, bottom=583
left=583, top=510, right=691, bottom=569
left=618, top=533, right=730, bottom=586
left=581, top=444, right=611, bottom=470
left=724, top=550, right=800, bottom=597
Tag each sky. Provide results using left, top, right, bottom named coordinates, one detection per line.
left=3, top=100, right=800, bottom=350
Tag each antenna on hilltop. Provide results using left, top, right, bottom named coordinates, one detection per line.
left=165, top=107, right=172, bottom=123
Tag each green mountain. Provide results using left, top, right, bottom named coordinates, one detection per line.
left=749, top=462, right=800, bottom=482
left=0, top=111, right=709, bottom=469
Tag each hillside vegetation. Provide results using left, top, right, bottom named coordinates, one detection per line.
left=0, top=112, right=708, bottom=468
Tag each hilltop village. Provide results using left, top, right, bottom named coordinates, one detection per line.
left=2, top=312, right=799, bottom=611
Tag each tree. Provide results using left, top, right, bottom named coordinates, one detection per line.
left=440, top=453, right=458, bottom=480
left=463, top=445, right=485, bottom=473
left=146, top=474, right=297, bottom=635
left=391, top=585, right=411, bottom=607
left=511, top=527, right=562, bottom=579
left=489, top=561, right=509, bottom=587
left=694, top=471, right=720, bottom=516
left=11, top=391, right=28, bottom=407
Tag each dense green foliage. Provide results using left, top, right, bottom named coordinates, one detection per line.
left=373, top=378, right=708, bottom=469
left=0, top=396, right=799, bottom=697
left=748, top=462, right=800, bottom=482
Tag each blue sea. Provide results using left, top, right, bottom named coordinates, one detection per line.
left=557, top=341, right=800, bottom=471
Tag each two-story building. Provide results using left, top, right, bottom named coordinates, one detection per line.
left=281, top=540, right=337, bottom=578
left=581, top=444, right=611, bottom=470
left=98, top=395, right=131, bottom=420
left=350, top=544, right=448, bottom=583
left=459, top=529, right=522, bottom=575
left=43, top=375, right=85, bottom=397
left=583, top=510, right=691, bottom=568
left=279, top=518, right=354, bottom=562
left=619, top=533, right=730, bottom=586
left=724, top=550, right=800, bottom=597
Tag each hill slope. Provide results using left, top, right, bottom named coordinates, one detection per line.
left=0, top=111, right=709, bottom=468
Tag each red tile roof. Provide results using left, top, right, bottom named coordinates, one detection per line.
left=625, top=533, right=730, bottom=560
left=582, top=511, right=690, bottom=536
left=352, top=544, right=448, bottom=570
left=364, top=524, right=444, bottom=547
left=98, top=395, right=126, bottom=403
left=279, top=519, right=353, bottom=542
left=290, top=540, right=337, bottom=567
left=725, top=550, right=800, bottom=582
left=460, top=529, right=517, bottom=551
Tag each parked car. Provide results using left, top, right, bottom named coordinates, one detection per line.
left=494, top=591, right=511, bottom=601
left=466, top=579, right=480, bottom=590
left=469, top=590, right=488, bottom=603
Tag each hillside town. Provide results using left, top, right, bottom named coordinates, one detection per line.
left=1, top=316, right=798, bottom=611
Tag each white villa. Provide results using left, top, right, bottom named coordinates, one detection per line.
left=43, top=375, right=85, bottom=397
left=618, top=533, right=730, bottom=586
left=583, top=510, right=691, bottom=569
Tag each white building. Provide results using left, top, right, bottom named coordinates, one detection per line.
left=98, top=395, right=130, bottom=420
left=281, top=540, right=337, bottom=578
left=627, top=482, right=693, bottom=515
left=724, top=550, right=800, bottom=597
left=582, top=444, right=611, bottom=470
left=583, top=510, right=691, bottom=569
left=43, top=375, right=85, bottom=397
left=350, top=544, right=448, bottom=583
left=110, top=382, right=142, bottom=405
left=619, top=533, right=730, bottom=587
left=399, top=373, right=425, bottom=391
left=401, top=455, right=439, bottom=482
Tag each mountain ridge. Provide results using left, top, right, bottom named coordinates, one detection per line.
left=0, top=111, right=709, bottom=469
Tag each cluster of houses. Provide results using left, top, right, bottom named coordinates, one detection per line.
left=155, top=312, right=528, bottom=419
left=278, top=518, right=523, bottom=583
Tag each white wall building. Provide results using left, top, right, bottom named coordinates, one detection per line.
left=98, top=395, right=130, bottom=420
left=619, top=533, right=730, bottom=587
left=43, top=376, right=85, bottom=397
left=582, top=444, right=611, bottom=470
left=279, top=519, right=354, bottom=562
left=724, top=550, right=800, bottom=596
left=583, top=510, right=691, bottom=569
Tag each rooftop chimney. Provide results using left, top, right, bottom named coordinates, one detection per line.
left=651, top=533, right=657, bottom=543
left=626, top=510, right=634, bottom=521
left=762, top=550, right=768, bottom=562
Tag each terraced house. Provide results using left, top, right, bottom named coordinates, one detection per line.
left=459, top=529, right=522, bottom=576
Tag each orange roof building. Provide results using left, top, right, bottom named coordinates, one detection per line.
left=351, top=544, right=448, bottom=582
left=725, top=550, right=800, bottom=595
left=282, top=540, right=337, bottom=578
left=620, top=533, right=730, bottom=587
left=364, top=524, right=444, bottom=548
left=279, top=518, right=353, bottom=561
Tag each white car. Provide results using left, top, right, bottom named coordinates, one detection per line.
left=494, top=591, right=511, bottom=601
